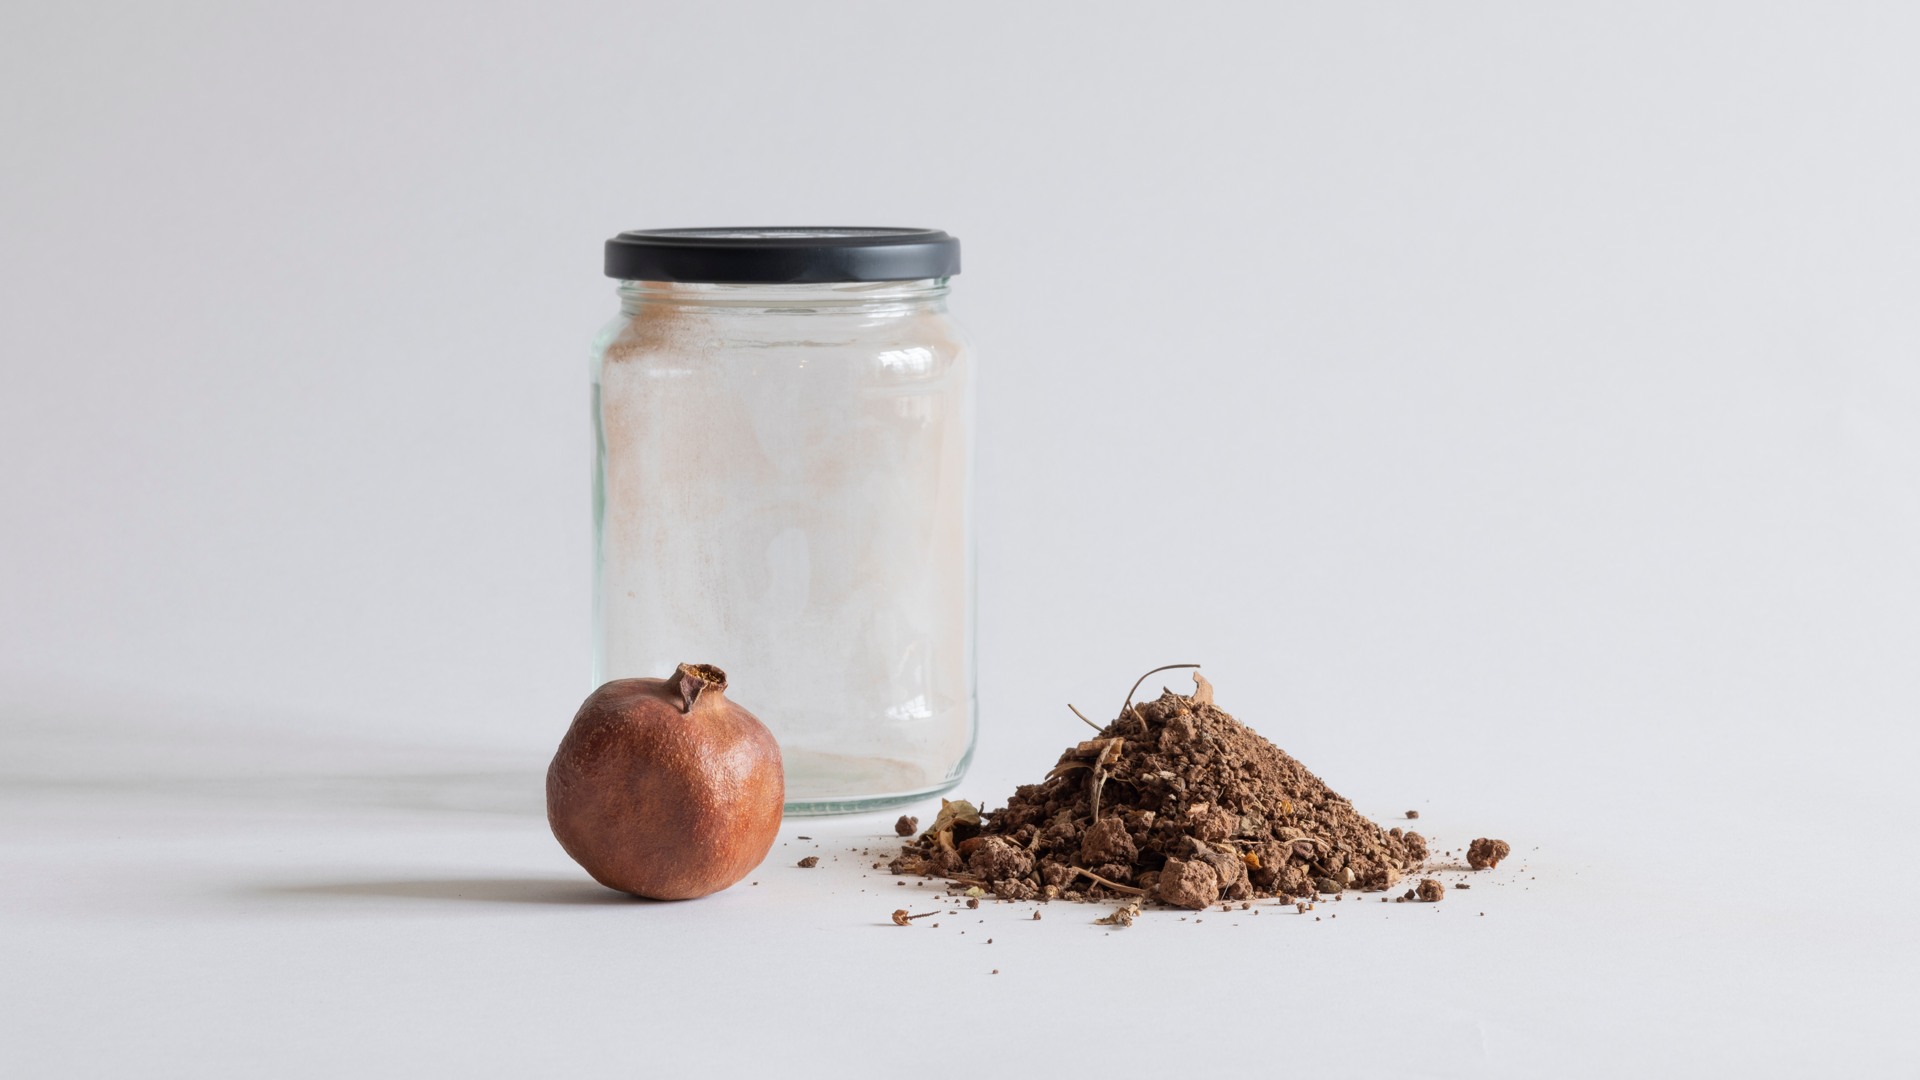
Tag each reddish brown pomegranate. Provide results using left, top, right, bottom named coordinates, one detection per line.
left=547, top=664, right=783, bottom=900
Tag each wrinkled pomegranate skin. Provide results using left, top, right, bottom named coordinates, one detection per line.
left=547, top=675, right=784, bottom=900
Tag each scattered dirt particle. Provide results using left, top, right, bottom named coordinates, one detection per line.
left=1405, top=810, right=1419, bottom=819
left=1095, top=900, right=1142, bottom=927
left=1468, top=838, right=1511, bottom=869
left=894, top=815, right=919, bottom=837
left=1417, top=878, right=1445, bottom=903
left=797, top=856, right=819, bottom=868
left=967, top=898, right=980, bottom=909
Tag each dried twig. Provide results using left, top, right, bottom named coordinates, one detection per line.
left=1067, top=703, right=1101, bottom=731
left=890, top=909, right=938, bottom=926
left=1089, top=737, right=1123, bottom=820
left=1121, top=663, right=1200, bottom=728
left=1071, top=866, right=1147, bottom=897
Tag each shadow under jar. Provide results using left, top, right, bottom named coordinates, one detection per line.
left=591, top=228, right=975, bottom=815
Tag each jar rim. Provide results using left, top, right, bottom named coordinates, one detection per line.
left=617, top=277, right=948, bottom=310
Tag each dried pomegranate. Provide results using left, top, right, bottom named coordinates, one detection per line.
left=547, top=664, right=783, bottom=900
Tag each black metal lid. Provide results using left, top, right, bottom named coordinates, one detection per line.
left=604, top=227, right=961, bottom=283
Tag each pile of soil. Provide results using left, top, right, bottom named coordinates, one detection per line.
left=891, top=670, right=1429, bottom=910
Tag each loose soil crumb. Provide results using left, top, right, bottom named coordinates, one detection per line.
left=894, top=815, right=919, bottom=837
left=797, top=856, right=819, bottom=868
left=1417, top=878, right=1444, bottom=902
left=1405, top=810, right=1419, bottom=819
left=1094, top=900, right=1142, bottom=927
left=892, top=670, right=1428, bottom=910
left=1467, top=838, right=1511, bottom=869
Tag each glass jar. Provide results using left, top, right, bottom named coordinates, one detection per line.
left=590, top=228, right=974, bottom=815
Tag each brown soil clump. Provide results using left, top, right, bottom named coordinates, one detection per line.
left=1467, top=838, right=1510, bottom=869
left=892, top=669, right=1427, bottom=909
left=1417, top=878, right=1444, bottom=902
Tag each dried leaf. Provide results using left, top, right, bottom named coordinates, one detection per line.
left=1095, top=900, right=1142, bottom=927
left=922, top=798, right=981, bottom=852
left=1045, top=760, right=1091, bottom=780
left=925, top=798, right=980, bottom=836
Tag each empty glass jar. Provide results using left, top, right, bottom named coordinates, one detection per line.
left=590, top=228, right=974, bottom=814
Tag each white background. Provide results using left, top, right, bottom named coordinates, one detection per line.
left=3, top=3, right=1915, bottom=1076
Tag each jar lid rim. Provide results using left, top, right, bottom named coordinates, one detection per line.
left=605, top=227, right=960, bottom=283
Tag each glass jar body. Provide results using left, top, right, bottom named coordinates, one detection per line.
left=590, top=279, right=974, bottom=814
